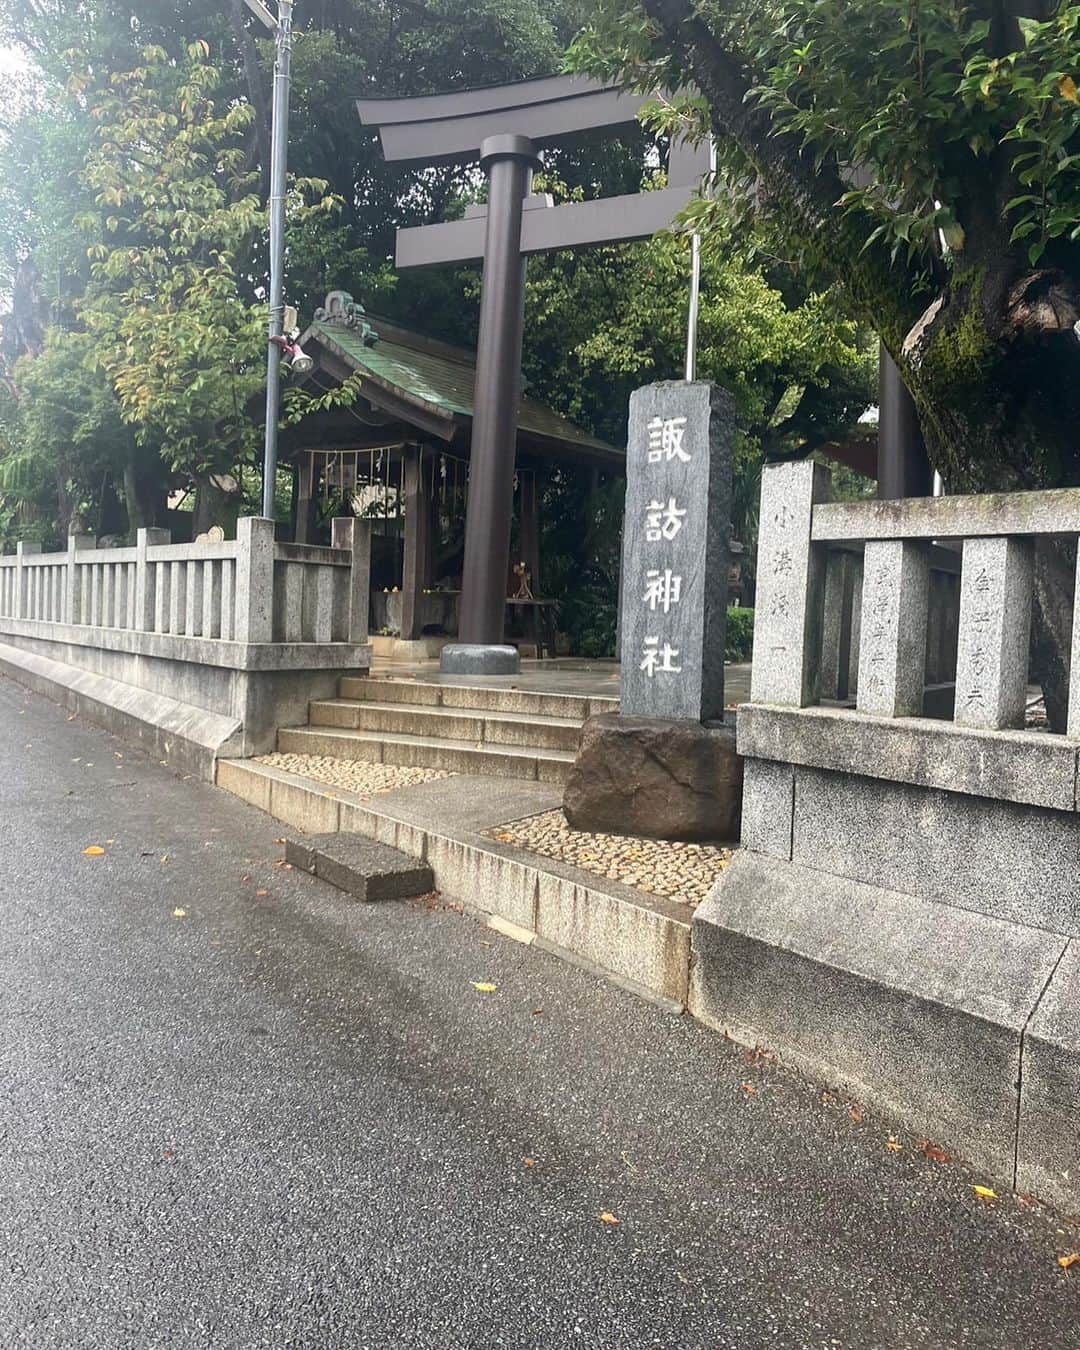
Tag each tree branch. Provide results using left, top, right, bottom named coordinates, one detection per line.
left=641, top=0, right=924, bottom=340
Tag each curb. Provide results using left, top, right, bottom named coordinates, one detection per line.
left=215, top=757, right=693, bottom=1007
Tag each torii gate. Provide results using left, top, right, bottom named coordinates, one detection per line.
left=357, top=76, right=711, bottom=674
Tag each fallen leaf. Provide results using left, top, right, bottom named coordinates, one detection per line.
left=848, top=1103, right=864, bottom=1125
left=255, top=889, right=269, bottom=898
left=82, top=845, right=106, bottom=857
left=918, top=1139, right=954, bottom=1165
left=532, top=1007, right=544, bottom=1016
left=886, top=1136, right=904, bottom=1154
left=740, top=1082, right=757, bottom=1097
left=972, top=1185, right=997, bottom=1201
left=523, top=1157, right=536, bottom=1169
left=1058, top=1252, right=1080, bottom=1271
left=172, top=907, right=186, bottom=918
left=471, top=982, right=498, bottom=993
left=599, top=1212, right=620, bottom=1226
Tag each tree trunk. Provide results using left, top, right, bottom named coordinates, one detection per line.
left=898, top=276, right=1080, bottom=729
left=192, top=475, right=242, bottom=538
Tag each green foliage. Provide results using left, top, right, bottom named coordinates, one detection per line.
left=567, top=2, right=1080, bottom=350
left=725, top=607, right=755, bottom=663
left=76, top=45, right=272, bottom=479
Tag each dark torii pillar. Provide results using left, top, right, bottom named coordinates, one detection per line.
left=357, top=76, right=710, bottom=675
left=458, top=135, right=541, bottom=651
left=877, top=348, right=933, bottom=500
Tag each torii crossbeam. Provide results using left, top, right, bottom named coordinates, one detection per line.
left=357, top=75, right=710, bottom=674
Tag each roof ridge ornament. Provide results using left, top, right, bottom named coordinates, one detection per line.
left=314, top=290, right=379, bottom=345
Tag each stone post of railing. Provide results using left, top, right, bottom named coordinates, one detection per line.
left=234, top=517, right=275, bottom=644
left=15, top=541, right=40, bottom=620
left=954, top=536, right=1033, bottom=730
left=856, top=540, right=930, bottom=717
left=332, top=516, right=372, bottom=643
left=65, top=533, right=95, bottom=625
left=750, top=460, right=832, bottom=707
left=134, top=527, right=171, bottom=633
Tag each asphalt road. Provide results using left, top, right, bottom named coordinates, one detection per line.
left=1, top=676, right=1078, bottom=1350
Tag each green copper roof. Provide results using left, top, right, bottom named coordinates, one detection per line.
left=308, top=317, right=620, bottom=460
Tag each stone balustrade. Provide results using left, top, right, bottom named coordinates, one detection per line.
left=692, top=460, right=1080, bottom=1217
left=0, top=516, right=371, bottom=648
left=0, top=517, right=372, bottom=776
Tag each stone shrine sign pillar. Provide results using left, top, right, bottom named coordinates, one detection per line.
left=563, top=380, right=742, bottom=843
left=620, top=382, right=733, bottom=721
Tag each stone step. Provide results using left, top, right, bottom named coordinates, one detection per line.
left=215, top=757, right=690, bottom=1007
left=285, top=832, right=434, bottom=902
left=276, top=723, right=576, bottom=783
left=337, top=675, right=617, bottom=722
left=308, top=698, right=582, bottom=753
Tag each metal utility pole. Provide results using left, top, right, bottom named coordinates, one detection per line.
left=245, top=0, right=295, bottom=520
left=684, top=139, right=715, bottom=382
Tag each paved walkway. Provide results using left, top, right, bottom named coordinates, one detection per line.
left=1, top=675, right=1077, bottom=1349
left=369, top=655, right=754, bottom=706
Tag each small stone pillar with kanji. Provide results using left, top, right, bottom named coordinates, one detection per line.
left=619, top=381, right=733, bottom=722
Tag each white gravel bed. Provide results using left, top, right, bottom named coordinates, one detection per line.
left=256, top=753, right=454, bottom=798
left=490, top=808, right=732, bottom=907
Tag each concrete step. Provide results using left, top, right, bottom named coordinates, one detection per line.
left=286, top=832, right=434, bottom=902
left=215, top=757, right=690, bottom=1007
left=276, top=723, right=576, bottom=783
left=308, top=698, right=582, bottom=753
left=337, top=675, right=617, bottom=722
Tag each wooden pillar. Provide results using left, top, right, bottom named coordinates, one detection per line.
left=295, top=452, right=315, bottom=545
left=520, top=469, right=541, bottom=593
left=401, top=445, right=430, bottom=641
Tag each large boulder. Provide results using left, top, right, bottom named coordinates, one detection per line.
left=563, top=713, right=742, bottom=843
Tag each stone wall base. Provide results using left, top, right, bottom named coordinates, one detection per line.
left=0, top=623, right=370, bottom=776
left=0, top=640, right=241, bottom=779
left=691, top=850, right=1080, bottom=1210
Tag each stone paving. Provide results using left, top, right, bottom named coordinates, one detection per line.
left=490, top=808, right=732, bottom=906
left=256, top=752, right=453, bottom=797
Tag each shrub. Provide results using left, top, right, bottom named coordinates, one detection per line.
left=725, top=607, right=755, bottom=662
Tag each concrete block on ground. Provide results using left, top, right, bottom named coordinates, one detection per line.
left=284, top=837, right=317, bottom=873
left=690, top=851, right=1064, bottom=1182
left=1016, top=940, right=1080, bottom=1213
left=288, top=833, right=434, bottom=902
